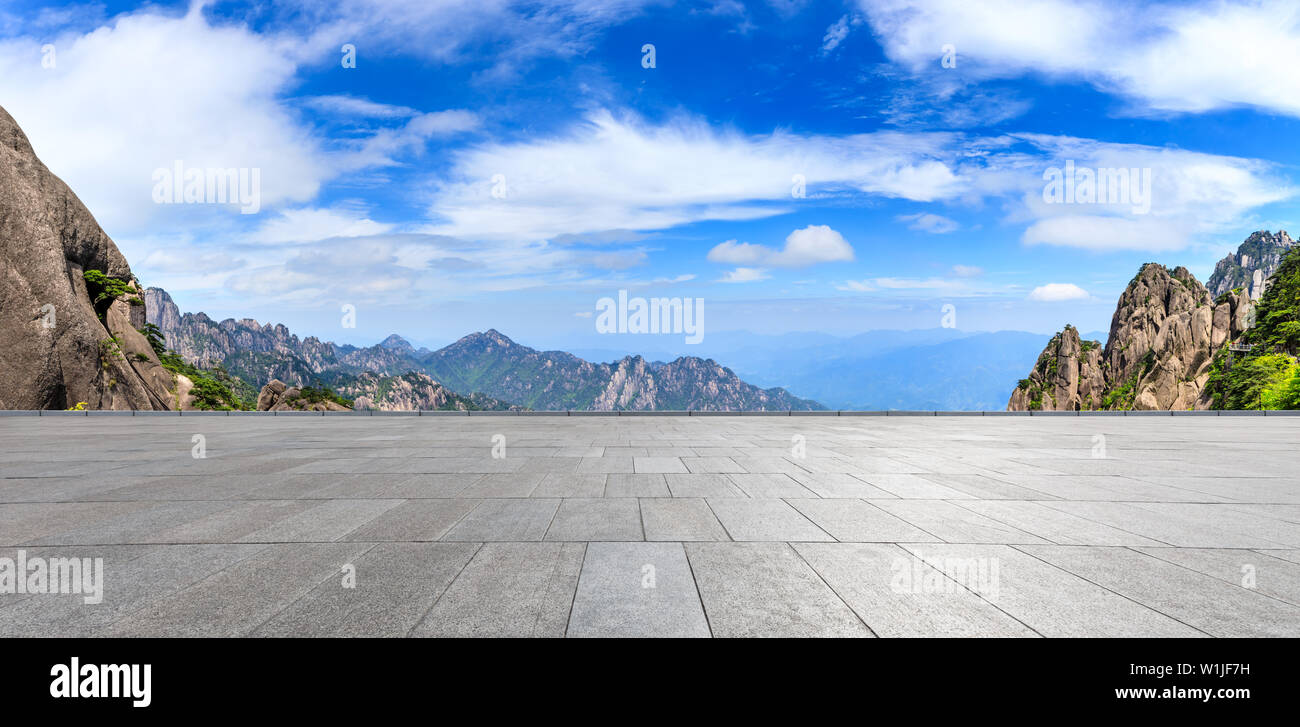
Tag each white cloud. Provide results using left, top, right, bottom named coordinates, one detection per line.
left=951, top=265, right=982, bottom=277
left=1028, top=283, right=1090, bottom=302
left=856, top=0, right=1300, bottom=118
left=998, top=134, right=1293, bottom=252
left=836, top=279, right=874, bottom=292
left=778, top=225, right=855, bottom=265
left=428, top=111, right=964, bottom=240
left=340, top=111, right=481, bottom=172
left=821, top=15, right=852, bottom=54
left=303, top=0, right=658, bottom=67
left=706, top=240, right=768, bottom=265
left=254, top=208, right=396, bottom=244
left=718, top=267, right=771, bottom=283
left=300, top=95, right=419, bottom=119
left=138, top=248, right=245, bottom=274
left=1021, top=216, right=1190, bottom=252
left=708, top=225, right=854, bottom=268
left=874, top=277, right=964, bottom=290
left=0, top=7, right=328, bottom=233
left=424, top=109, right=1289, bottom=250
left=898, top=212, right=958, bottom=233
left=0, top=7, right=486, bottom=236
left=585, top=249, right=648, bottom=270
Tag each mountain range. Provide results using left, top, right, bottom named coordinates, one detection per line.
left=143, top=288, right=821, bottom=411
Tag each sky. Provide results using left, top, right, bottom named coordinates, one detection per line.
left=1, top=0, right=1298, bottom=352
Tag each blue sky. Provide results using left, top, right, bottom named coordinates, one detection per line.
left=2, top=0, right=1298, bottom=352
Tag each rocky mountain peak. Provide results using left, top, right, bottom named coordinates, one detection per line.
left=143, top=287, right=182, bottom=332
left=1008, top=325, right=1105, bottom=411
left=1010, top=259, right=1254, bottom=411
left=1206, top=229, right=1296, bottom=300
left=378, top=334, right=414, bottom=351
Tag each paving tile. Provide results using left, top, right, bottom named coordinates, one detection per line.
left=787, top=499, right=938, bottom=543
left=30, top=501, right=234, bottom=546
left=860, top=474, right=974, bottom=499
left=633, top=457, right=688, bottom=474
left=545, top=498, right=642, bottom=541
left=664, top=473, right=746, bottom=498
left=1259, top=549, right=1300, bottom=565
left=412, top=542, right=585, bottom=637
left=682, top=457, right=746, bottom=474
left=793, top=543, right=1036, bottom=637
left=952, top=500, right=1164, bottom=546
left=727, top=456, right=812, bottom=476
left=1019, top=545, right=1300, bottom=637
left=1039, top=501, right=1286, bottom=548
left=0, top=502, right=154, bottom=546
left=1125, top=502, right=1300, bottom=548
left=787, top=472, right=894, bottom=499
left=685, top=542, right=870, bottom=637
left=605, top=474, right=669, bottom=498
left=568, top=542, right=710, bottom=637
left=238, top=499, right=402, bottom=543
left=532, top=473, right=606, bottom=498
left=1135, top=547, right=1300, bottom=607
left=640, top=498, right=730, bottom=541
left=0, top=544, right=164, bottom=635
left=458, top=473, right=544, bottom=498
left=240, top=473, right=355, bottom=500
left=576, top=457, right=635, bottom=474
left=920, top=474, right=1060, bottom=500
left=104, top=542, right=373, bottom=637
left=441, top=499, right=560, bottom=541
left=151, top=500, right=317, bottom=543
left=253, top=543, right=479, bottom=637
left=510, top=457, right=581, bottom=474
left=312, top=474, right=480, bottom=499
left=705, top=499, right=833, bottom=542
left=871, top=500, right=1050, bottom=544
left=900, top=544, right=1202, bottom=637
left=727, top=473, right=817, bottom=498
left=343, top=499, right=480, bottom=542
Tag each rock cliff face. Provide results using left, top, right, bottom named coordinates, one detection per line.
left=1206, top=230, right=1295, bottom=301
left=144, top=287, right=339, bottom=371
left=1007, top=326, right=1105, bottom=411
left=587, top=354, right=820, bottom=411
left=1104, top=264, right=1249, bottom=410
left=336, top=372, right=516, bottom=411
left=0, top=105, right=174, bottom=410
left=1009, top=263, right=1252, bottom=411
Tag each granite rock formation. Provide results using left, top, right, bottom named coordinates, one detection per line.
left=0, top=105, right=174, bottom=410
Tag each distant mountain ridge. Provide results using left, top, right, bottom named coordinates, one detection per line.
left=145, top=289, right=822, bottom=411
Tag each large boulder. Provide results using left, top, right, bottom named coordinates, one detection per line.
left=0, top=105, right=174, bottom=410
left=256, top=379, right=288, bottom=411
left=256, top=379, right=349, bottom=412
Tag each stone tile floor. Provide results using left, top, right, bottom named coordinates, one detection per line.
left=1, top=416, right=1298, bottom=637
